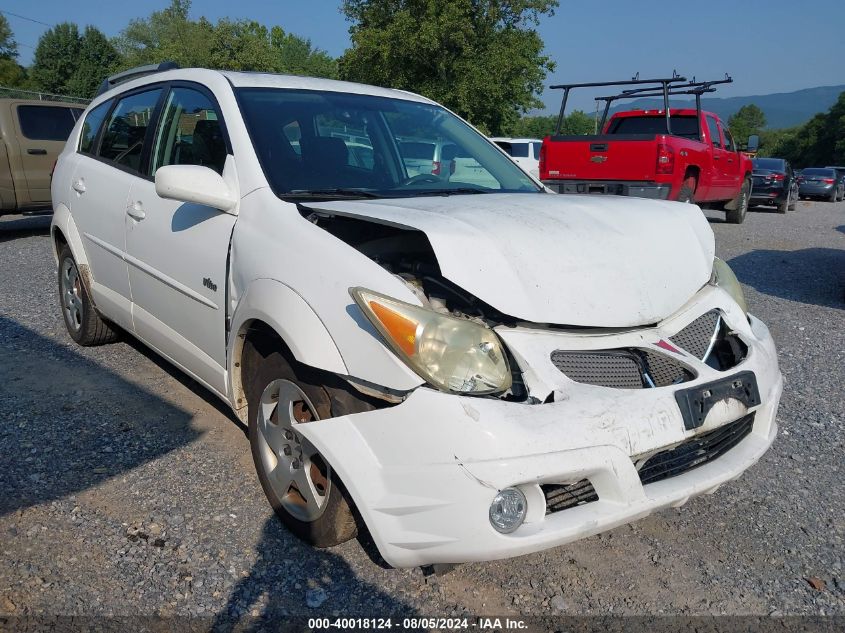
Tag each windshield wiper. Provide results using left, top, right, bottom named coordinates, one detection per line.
left=405, top=188, right=492, bottom=197
left=284, top=188, right=382, bottom=199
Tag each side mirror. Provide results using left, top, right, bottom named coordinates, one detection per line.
left=155, top=165, right=237, bottom=213
left=746, top=134, right=760, bottom=153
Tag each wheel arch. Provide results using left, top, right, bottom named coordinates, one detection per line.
left=227, top=279, right=348, bottom=421
left=51, top=204, right=94, bottom=296
left=683, top=165, right=701, bottom=190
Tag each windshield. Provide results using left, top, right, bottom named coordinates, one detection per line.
left=236, top=88, right=541, bottom=199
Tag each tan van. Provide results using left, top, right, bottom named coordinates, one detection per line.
left=0, top=99, right=85, bottom=215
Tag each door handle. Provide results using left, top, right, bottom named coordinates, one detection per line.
left=713, top=155, right=721, bottom=160
left=71, top=179, right=86, bottom=194
left=127, top=201, right=146, bottom=221
left=27, top=148, right=47, bottom=155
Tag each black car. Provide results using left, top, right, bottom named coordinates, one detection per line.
left=750, top=157, right=797, bottom=213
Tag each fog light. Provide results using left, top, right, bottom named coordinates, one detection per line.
left=489, top=488, right=527, bottom=534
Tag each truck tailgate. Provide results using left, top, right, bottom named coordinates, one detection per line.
left=542, top=134, right=659, bottom=181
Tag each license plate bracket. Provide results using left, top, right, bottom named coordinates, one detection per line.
left=674, top=371, right=761, bottom=430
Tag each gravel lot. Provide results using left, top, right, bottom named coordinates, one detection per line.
left=0, top=200, right=843, bottom=622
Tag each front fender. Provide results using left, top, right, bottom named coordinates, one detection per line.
left=228, top=278, right=348, bottom=390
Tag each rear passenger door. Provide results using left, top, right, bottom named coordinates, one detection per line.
left=69, top=88, right=163, bottom=329
left=13, top=104, right=81, bottom=206
left=719, top=125, right=742, bottom=196
left=124, top=84, right=236, bottom=395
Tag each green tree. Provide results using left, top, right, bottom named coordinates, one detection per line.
left=506, top=110, right=594, bottom=138
left=0, top=14, right=18, bottom=60
left=116, top=0, right=337, bottom=78
left=31, top=23, right=82, bottom=94
left=728, top=103, right=766, bottom=145
left=67, top=27, right=121, bottom=98
left=339, top=0, right=558, bottom=135
left=0, top=14, right=28, bottom=88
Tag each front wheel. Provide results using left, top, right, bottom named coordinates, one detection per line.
left=57, top=244, right=118, bottom=346
left=726, top=178, right=751, bottom=224
left=245, top=341, right=368, bottom=548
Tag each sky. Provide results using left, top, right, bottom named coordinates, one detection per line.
left=3, top=0, right=844, bottom=114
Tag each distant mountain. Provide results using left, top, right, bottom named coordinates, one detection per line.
left=604, top=85, right=845, bottom=129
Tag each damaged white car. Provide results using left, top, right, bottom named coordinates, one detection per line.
left=51, top=65, right=783, bottom=568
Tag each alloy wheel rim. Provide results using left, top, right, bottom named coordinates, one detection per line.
left=60, top=259, right=83, bottom=332
left=256, top=379, right=331, bottom=522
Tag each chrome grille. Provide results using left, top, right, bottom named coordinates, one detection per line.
left=670, top=310, right=720, bottom=360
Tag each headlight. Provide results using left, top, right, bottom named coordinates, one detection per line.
left=350, top=287, right=512, bottom=395
left=710, top=257, right=747, bottom=314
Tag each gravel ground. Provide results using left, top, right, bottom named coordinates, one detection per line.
left=0, top=200, right=843, bottom=622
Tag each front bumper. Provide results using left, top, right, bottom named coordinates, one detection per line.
left=543, top=180, right=672, bottom=200
left=298, top=296, right=782, bottom=568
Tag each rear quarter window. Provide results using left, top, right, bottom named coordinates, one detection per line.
left=17, top=105, right=78, bottom=142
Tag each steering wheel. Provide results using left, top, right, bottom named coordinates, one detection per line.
left=402, top=174, right=443, bottom=186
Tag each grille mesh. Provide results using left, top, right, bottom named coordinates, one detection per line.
left=550, top=351, right=643, bottom=389
left=670, top=310, right=720, bottom=359
left=543, top=480, right=599, bottom=514
left=637, top=413, right=755, bottom=485
left=642, top=350, right=693, bottom=387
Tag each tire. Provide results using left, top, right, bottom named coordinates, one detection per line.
left=57, top=244, right=118, bottom=346
left=726, top=177, right=751, bottom=224
left=829, top=189, right=838, bottom=202
left=788, top=190, right=797, bottom=210
left=244, top=338, right=370, bottom=548
left=677, top=176, right=697, bottom=203
left=776, top=189, right=789, bottom=214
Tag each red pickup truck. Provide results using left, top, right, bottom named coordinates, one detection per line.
left=540, top=76, right=756, bottom=223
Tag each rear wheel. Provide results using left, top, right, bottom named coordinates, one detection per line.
left=829, top=189, right=838, bottom=202
left=57, top=244, right=118, bottom=346
left=244, top=339, right=369, bottom=548
left=776, top=189, right=789, bottom=214
left=726, top=177, right=751, bottom=224
left=677, top=176, right=697, bottom=203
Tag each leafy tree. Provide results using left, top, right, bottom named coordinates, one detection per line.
left=506, top=110, right=594, bottom=138
left=116, top=0, right=337, bottom=78
left=31, top=23, right=82, bottom=95
left=339, top=0, right=558, bottom=135
left=0, top=14, right=18, bottom=60
left=728, top=103, right=766, bottom=145
left=67, top=27, right=121, bottom=98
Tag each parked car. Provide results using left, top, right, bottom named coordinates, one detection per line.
left=0, top=98, right=84, bottom=215
left=750, top=157, right=797, bottom=213
left=825, top=166, right=845, bottom=199
left=798, top=167, right=843, bottom=201
left=541, top=76, right=755, bottom=223
left=489, top=137, right=541, bottom=177
left=51, top=64, right=782, bottom=568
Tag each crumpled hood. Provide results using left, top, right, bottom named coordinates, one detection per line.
left=307, top=193, right=715, bottom=327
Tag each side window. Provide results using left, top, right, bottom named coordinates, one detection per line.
left=98, top=88, right=162, bottom=173
left=17, top=105, right=78, bottom=141
left=722, top=126, right=735, bottom=152
left=78, top=100, right=112, bottom=155
left=532, top=143, right=541, bottom=160
left=152, top=87, right=227, bottom=175
left=706, top=117, right=722, bottom=149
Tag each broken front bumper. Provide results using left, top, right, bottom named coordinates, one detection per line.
left=297, top=312, right=782, bottom=568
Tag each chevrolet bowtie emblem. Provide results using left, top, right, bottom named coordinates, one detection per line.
left=590, top=155, right=607, bottom=163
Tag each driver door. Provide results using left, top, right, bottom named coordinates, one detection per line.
left=124, top=84, right=237, bottom=396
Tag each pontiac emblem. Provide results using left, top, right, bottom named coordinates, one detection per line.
left=590, top=155, right=607, bottom=163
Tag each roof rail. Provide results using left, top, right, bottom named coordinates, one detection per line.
left=96, top=61, right=180, bottom=97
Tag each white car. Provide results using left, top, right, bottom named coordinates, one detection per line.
left=489, top=137, right=542, bottom=178
left=51, top=65, right=783, bottom=568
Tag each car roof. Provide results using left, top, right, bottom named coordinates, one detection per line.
left=91, top=67, right=435, bottom=107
